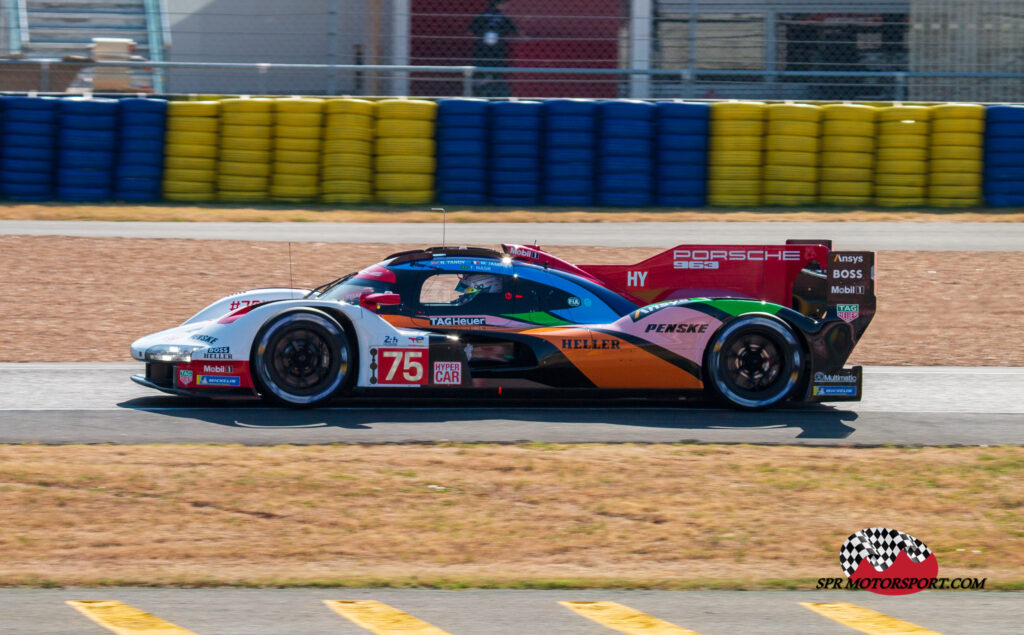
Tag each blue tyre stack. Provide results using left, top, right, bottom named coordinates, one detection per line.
left=0, top=96, right=60, bottom=201
left=655, top=102, right=710, bottom=207
left=435, top=99, right=489, bottom=206
left=56, top=98, right=120, bottom=201
left=115, top=98, right=167, bottom=202
left=541, top=99, right=597, bottom=206
left=983, top=105, right=1024, bottom=207
left=598, top=100, right=656, bottom=206
left=489, top=101, right=542, bottom=206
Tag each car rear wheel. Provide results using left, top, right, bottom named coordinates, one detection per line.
left=705, top=315, right=803, bottom=410
left=253, top=310, right=352, bottom=407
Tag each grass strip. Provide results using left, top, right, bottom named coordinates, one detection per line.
left=0, top=443, right=1019, bottom=589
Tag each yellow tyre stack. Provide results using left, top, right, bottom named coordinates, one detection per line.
left=374, top=99, right=437, bottom=205
left=927, top=103, right=985, bottom=208
left=217, top=98, right=273, bottom=202
left=819, top=104, right=876, bottom=206
left=321, top=99, right=376, bottom=204
left=271, top=98, right=324, bottom=202
left=874, top=105, right=931, bottom=207
left=162, top=101, right=219, bottom=202
left=707, top=101, right=766, bottom=207
left=763, top=103, right=821, bottom=206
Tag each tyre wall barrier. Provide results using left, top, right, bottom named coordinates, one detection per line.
left=0, top=96, right=1016, bottom=208
left=984, top=105, right=1024, bottom=207
left=271, top=98, right=324, bottom=203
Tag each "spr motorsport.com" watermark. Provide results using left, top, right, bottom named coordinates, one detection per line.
left=815, top=527, right=987, bottom=595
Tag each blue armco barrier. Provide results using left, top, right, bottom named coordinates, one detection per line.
left=489, top=101, right=541, bottom=205
left=543, top=99, right=597, bottom=206
left=0, top=96, right=60, bottom=200
left=654, top=102, right=709, bottom=207
left=115, top=98, right=167, bottom=201
left=593, top=99, right=655, bottom=205
left=436, top=99, right=490, bottom=205
left=984, top=105, right=1024, bottom=206
left=597, top=100, right=655, bottom=206
left=57, top=98, right=120, bottom=201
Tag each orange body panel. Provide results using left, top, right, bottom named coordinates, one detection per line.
left=525, top=328, right=703, bottom=390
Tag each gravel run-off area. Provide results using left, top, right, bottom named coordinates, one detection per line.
left=1, top=236, right=1021, bottom=366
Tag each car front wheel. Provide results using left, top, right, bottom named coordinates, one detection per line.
left=253, top=310, right=352, bottom=407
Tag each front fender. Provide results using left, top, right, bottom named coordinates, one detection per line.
left=183, top=288, right=311, bottom=325
left=196, top=300, right=434, bottom=389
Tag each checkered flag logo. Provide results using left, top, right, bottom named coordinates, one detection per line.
left=839, top=527, right=932, bottom=577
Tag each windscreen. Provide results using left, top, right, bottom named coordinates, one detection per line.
left=318, top=275, right=396, bottom=304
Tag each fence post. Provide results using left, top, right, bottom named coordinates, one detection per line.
left=764, top=10, right=777, bottom=89
left=258, top=63, right=269, bottom=94
left=895, top=72, right=907, bottom=101
left=629, top=0, right=652, bottom=99
left=326, top=0, right=340, bottom=95
left=688, top=0, right=698, bottom=98
left=392, top=0, right=410, bottom=96
left=462, top=67, right=473, bottom=97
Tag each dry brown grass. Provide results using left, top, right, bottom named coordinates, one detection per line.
left=0, top=444, right=1018, bottom=588
left=1, top=236, right=1022, bottom=365
left=1, top=202, right=1023, bottom=223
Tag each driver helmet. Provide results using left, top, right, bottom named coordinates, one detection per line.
left=455, top=273, right=500, bottom=302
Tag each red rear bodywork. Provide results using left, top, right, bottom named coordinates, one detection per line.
left=579, top=243, right=831, bottom=306
left=505, top=241, right=832, bottom=307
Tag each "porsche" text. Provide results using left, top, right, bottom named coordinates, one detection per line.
left=673, top=249, right=801, bottom=262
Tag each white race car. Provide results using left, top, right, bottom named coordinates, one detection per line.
left=131, top=242, right=875, bottom=409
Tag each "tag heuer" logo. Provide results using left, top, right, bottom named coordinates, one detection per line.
left=837, top=304, right=859, bottom=322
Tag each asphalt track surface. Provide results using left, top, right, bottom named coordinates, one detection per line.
left=2, top=589, right=1017, bottom=634
left=2, top=219, right=1024, bottom=250
left=1, top=363, right=1021, bottom=446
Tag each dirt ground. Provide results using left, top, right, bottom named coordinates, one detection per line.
left=0, top=444, right=1018, bottom=588
left=0, top=236, right=1020, bottom=365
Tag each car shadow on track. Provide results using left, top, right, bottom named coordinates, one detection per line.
left=116, top=396, right=858, bottom=440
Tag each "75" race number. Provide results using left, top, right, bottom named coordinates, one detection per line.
left=376, top=349, right=428, bottom=385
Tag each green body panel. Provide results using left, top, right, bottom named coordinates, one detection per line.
left=697, top=299, right=785, bottom=317
left=503, top=311, right=573, bottom=326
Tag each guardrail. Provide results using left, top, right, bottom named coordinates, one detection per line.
left=5, top=59, right=1024, bottom=100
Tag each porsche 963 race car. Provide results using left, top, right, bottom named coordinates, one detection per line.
left=131, top=239, right=875, bottom=410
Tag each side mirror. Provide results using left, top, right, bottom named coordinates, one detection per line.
left=359, top=291, right=402, bottom=312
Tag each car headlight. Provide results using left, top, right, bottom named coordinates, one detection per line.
left=145, top=344, right=205, bottom=363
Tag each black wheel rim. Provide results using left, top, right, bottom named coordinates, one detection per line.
left=723, top=333, right=782, bottom=393
left=267, top=326, right=346, bottom=395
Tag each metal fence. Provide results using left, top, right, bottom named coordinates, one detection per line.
left=2, top=0, right=1024, bottom=101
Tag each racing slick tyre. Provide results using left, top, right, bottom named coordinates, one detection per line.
left=705, top=315, right=803, bottom=411
left=253, top=310, right=353, bottom=408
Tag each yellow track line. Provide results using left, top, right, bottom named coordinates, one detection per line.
left=800, top=602, right=942, bottom=634
left=559, top=601, right=702, bottom=634
left=66, top=601, right=196, bottom=634
left=323, top=600, right=451, bottom=634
